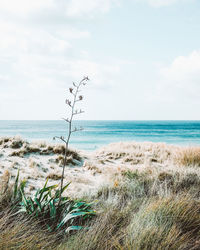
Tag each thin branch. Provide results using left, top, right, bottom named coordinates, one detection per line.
left=73, top=110, right=84, bottom=115
left=62, top=118, right=70, bottom=123
left=71, top=127, right=84, bottom=133
left=53, top=136, right=67, bottom=144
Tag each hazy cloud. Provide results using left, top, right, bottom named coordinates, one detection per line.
left=0, top=0, right=131, bottom=119
left=157, top=50, right=200, bottom=101
left=134, top=0, right=194, bottom=7
left=0, top=0, right=119, bottom=18
left=0, top=0, right=55, bottom=16
left=64, top=0, right=119, bottom=17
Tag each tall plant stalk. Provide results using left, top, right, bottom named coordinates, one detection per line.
left=54, top=76, right=89, bottom=205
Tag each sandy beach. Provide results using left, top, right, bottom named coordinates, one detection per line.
left=1, top=136, right=200, bottom=198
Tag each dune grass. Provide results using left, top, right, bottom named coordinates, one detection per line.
left=61, top=196, right=200, bottom=250
left=0, top=140, right=200, bottom=249
left=176, top=147, right=200, bottom=167
left=0, top=172, right=200, bottom=249
left=59, top=175, right=200, bottom=250
left=0, top=212, right=57, bottom=250
left=58, top=158, right=200, bottom=250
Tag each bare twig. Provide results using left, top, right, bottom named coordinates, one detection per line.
left=53, top=136, right=67, bottom=144
left=71, top=127, right=84, bottom=133
left=62, top=118, right=70, bottom=123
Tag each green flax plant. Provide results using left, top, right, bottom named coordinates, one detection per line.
left=9, top=172, right=95, bottom=233
left=54, top=76, right=89, bottom=205
left=18, top=179, right=95, bottom=233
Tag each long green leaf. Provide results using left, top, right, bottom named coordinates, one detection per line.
left=39, top=185, right=58, bottom=202
left=38, top=178, right=49, bottom=201
left=65, top=226, right=83, bottom=233
left=57, top=211, right=90, bottom=229
left=20, top=189, right=28, bottom=208
left=55, top=182, right=71, bottom=198
left=13, top=169, right=20, bottom=199
left=34, top=198, right=42, bottom=212
left=29, top=198, right=35, bottom=213
left=19, top=180, right=27, bottom=194
left=50, top=200, right=56, bottom=217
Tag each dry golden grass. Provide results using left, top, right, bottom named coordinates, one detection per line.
left=176, top=147, right=200, bottom=167
left=0, top=170, right=10, bottom=195
left=125, top=196, right=200, bottom=250
left=97, top=142, right=176, bottom=165
left=0, top=212, right=57, bottom=250
left=0, top=136, right=23, bottom=148
left=47, top=172, right=62, bottom=180
left=59, top=194, right=200, bottom=250
left=57, top=161, right=200, bottom=250
left=4, top=137, right=81, bottom=161
left=28, top=158, right=36, bottom=168
left=59, top=207, right=131, bottom=250
left=83, top=161, right=102, bottom=174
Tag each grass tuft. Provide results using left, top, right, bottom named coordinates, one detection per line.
left=176, top=147, right=200, bottom=167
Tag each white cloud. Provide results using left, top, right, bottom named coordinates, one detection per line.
left=161, top=50, right=200, bottom=81
left=135, top=0, right=194, bottom=7
left=64, top=59, right=120, bottom=86
left=157, top=50, right=200, bottom=101
left=56, top=28, right=90, bottom=40
left=0, top=0, right=55, bottom=16
left=0, top=0, right=119, bottom=18
left=0, top=21, right=72, bottom=55
left=65, top=0, right=119, bottom=17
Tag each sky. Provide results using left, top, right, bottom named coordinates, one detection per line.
left=0, top=0, right=200, bottom=120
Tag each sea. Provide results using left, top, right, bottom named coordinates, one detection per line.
left=0, top=120, right=200, bottom=151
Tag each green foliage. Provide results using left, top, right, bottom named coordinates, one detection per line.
left=122, top=169, right=142, bottom=180
left=17, top=177, right=95, bottom=233
left=13, top=169, right=27, bottom=202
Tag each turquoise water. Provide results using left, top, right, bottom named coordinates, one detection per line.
left=0, top=120, right=200, bottom=151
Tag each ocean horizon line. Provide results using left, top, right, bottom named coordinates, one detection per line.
left=0, top=119, right=200, bottom=122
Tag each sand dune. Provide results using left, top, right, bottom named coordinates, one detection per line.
left=0, top=136, right=200, bottom=198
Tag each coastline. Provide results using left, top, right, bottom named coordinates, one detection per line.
left=1, top=120, right=200, bottom=151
